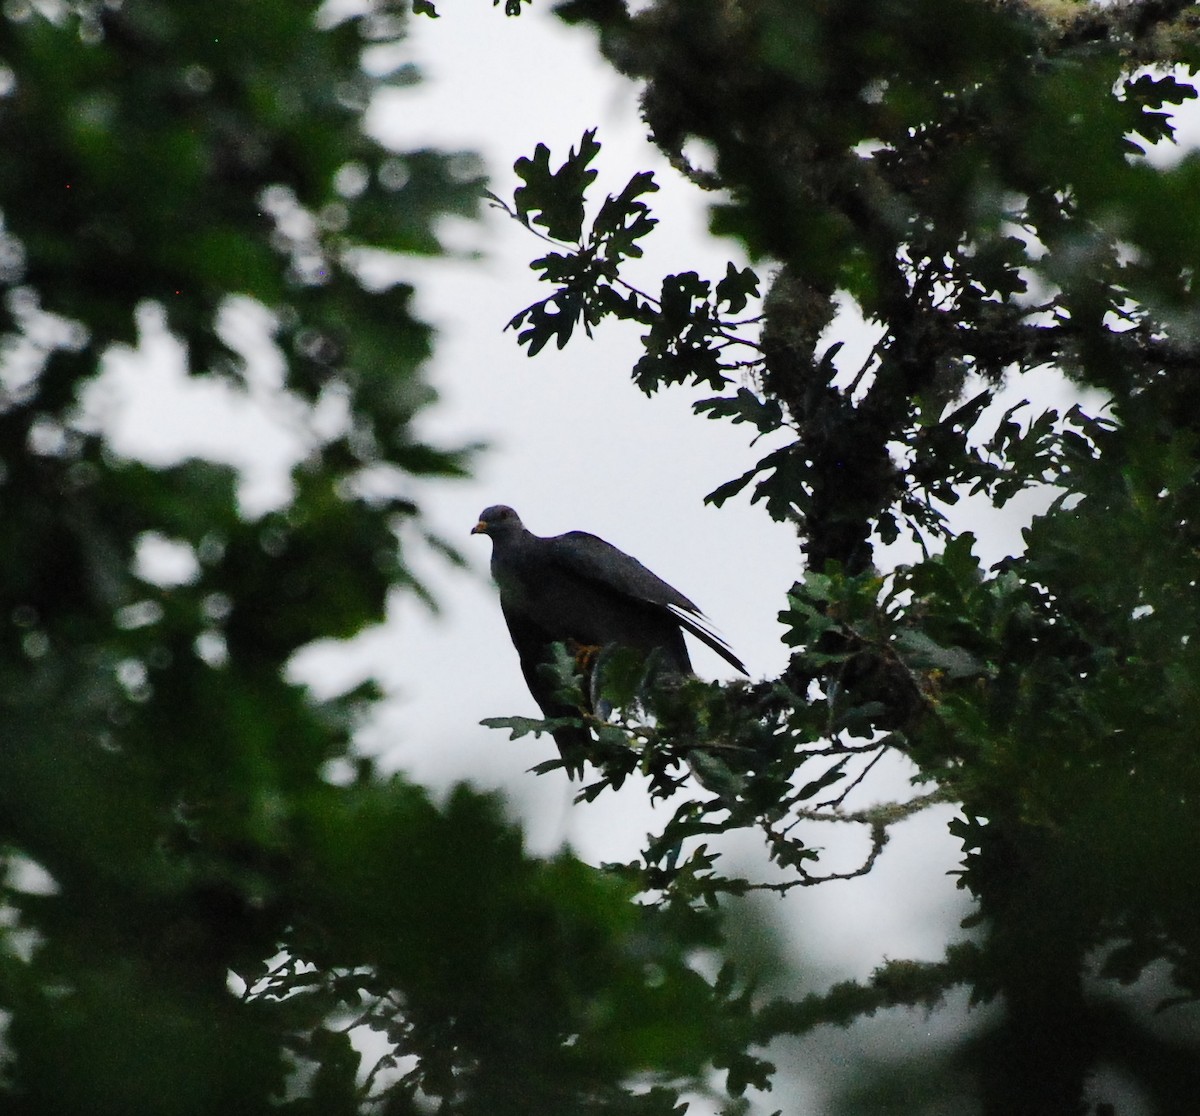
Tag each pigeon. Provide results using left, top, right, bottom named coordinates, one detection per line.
left=472, top=505, right=746, bottom=774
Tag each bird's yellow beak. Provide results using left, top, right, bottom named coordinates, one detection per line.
left=471, top=520, right=487, bottom=536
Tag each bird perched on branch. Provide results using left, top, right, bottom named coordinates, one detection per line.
left=472, top=504, right=746, bottom=775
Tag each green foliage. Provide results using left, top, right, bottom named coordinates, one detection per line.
left=512, top=128, right=603, bottom=242
left=494, top=131, right=762, bottom=389
left=0, top=3, right=757, bottom=1114
left=490, top=0, right=1200, bottom=1111
left=8, top=0, right=1200, bottom=1110
left=274, top=778, right=736, bottom=1113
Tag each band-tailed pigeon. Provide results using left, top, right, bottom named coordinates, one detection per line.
left=472, top=505, right=746, bottom=774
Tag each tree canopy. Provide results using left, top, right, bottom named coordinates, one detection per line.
left=0, top=3, right=739, bottom=1113
left=493, top=0, right=1200, bottom=1112
left=2, top=1, right=1200, bottom=1114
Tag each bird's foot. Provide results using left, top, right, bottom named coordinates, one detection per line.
left=565, top=639, right=602, bottom=674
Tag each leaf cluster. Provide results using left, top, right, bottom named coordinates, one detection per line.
left=0, top=3, right=762, bottom=1114
left=496, top=130, right=762, bottom=391
left=490, top=0, right=1200, bottom=1109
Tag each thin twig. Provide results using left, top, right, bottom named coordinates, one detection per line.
left=816, top=746, right=888, bottom=809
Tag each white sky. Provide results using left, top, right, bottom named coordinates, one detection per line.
left=335, top=11, right=969, bottom=1109
left=74, top=7, right=1200, bottom=1111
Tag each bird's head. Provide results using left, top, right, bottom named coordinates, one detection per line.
left=471, top=504, right=525, bottom=539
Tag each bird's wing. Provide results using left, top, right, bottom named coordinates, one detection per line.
left=548, top=531, right=747, bottom=675
left=667, top=604, right=748, bottom=676
left=549, top=531, right=699, bottom=609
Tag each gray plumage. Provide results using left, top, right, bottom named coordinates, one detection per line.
left=472, top=505, right=746, bottom=774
